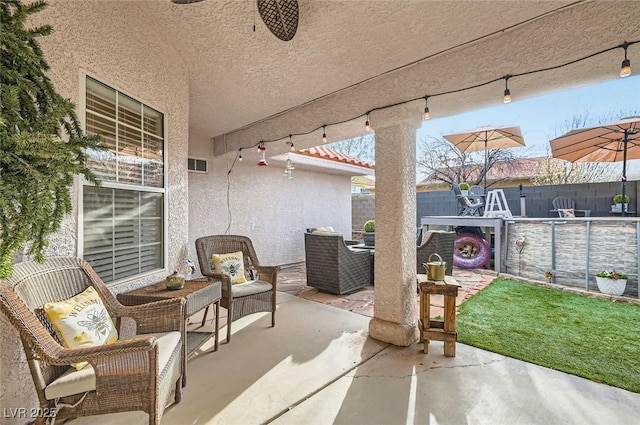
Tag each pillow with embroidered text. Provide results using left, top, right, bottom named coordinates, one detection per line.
left=212, top=251, right=248, bottom=284
left=44, top=286, right=118, bottom=370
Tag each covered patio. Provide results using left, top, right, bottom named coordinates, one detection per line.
left=2, top=1, right=640, bottom=423
left=62, top=265, right=640, bottom=424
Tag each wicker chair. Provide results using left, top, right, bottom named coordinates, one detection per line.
left=417, top=230, right=456, bottom=276
left=304, top=232, right=372, bottom=295
left=0, top=257, right=185, bottom=425
left=195, top=235, right=279, bottom=343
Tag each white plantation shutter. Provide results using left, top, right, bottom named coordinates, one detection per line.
left=83, top=77, right=165, bottom=283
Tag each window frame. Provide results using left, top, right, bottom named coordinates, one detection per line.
left=78, top=71, right=168, bottom=285
left=188, top=157, right=208, bottom=173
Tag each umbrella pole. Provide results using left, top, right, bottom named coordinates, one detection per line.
left=621, top=130, right=629, bottom=217
left=484, top=138, right=488, bottom=192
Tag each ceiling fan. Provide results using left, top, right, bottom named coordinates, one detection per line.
left=171, top=0, right=299, bottom=42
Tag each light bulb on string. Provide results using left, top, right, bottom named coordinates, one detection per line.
left=288, top=134, right=295, bottom=151
left=365, top=113, right=372, bottom=132
left=238, top=149, right=243, bottom=162
left=503, top=76, right=512, bottom=104
left=423, top=96, right=431, bottom=120
left=620, top=43, right=632, bottom=77
left=322, top=126, right=328, bottom=143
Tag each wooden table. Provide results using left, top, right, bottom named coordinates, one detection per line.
left=417, top=274, right=460, bottom=357
left=117, top=278, right=222, bottom=377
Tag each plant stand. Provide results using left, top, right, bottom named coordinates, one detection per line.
left=595, top=276, right=627, bottom=296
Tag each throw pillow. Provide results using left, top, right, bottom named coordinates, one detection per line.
left=558, top=208, right=575, bottom=218
left=44, top=286, right=118, bottom=370
left=212, top=251, right=247, bottom=284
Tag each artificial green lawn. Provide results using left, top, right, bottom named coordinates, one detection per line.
left=457, top=279, right=640, bottom=393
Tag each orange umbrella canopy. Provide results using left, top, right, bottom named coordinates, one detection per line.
left=444, top=125, right=525, bottom=189
left=550, top=116, right=640, bottom=216
left=444, top=125, right=525, bottom=153
left=549, top=116, right=640, bottom=163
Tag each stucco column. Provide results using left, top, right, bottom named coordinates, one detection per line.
left=368, top=102, right=422, bottom=346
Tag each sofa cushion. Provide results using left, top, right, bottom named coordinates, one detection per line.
left=43, top=287, right=118, bottom=370
left=230, top=280, right=273, bottom=298
left=44, top=331, right=181, bottom=400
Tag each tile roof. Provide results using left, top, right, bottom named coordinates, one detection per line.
left=295, top=146, right=374, bottom=169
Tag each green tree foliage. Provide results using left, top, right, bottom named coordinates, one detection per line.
left=0, top=0, right=103, bottom=277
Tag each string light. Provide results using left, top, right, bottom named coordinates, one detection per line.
left=225, top=39, right=638, bottom=176
left=503, top=76, right=512, bottom=104
left=287, top=134, right=295, bottom=151
left=620, top=42, right=632, bottom=78
left=423, top=96, right=431, bottom=120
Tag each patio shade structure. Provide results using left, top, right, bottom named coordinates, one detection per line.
left=443, top=125, right=525, bottom=191
left=549, top=116, right=640, bottom=216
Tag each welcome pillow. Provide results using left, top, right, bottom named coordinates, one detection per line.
left=212, top=251, right=247, bottom=284
left=44, top=286, right=118, bottom=370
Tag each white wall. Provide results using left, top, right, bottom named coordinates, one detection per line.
left=187, top=135, right=353, bottom=273
left=1, top=2, right=190, bottom=421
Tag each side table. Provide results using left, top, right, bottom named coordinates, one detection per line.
left=417, top=274, right=460, bottom=357
left=117, top=278, right=222, bottom=385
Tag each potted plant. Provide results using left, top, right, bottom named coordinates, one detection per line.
left=611, top=194, right=630, bottom=213
left=595, top=270, right=627, bottom=296
left=459, top=182, right=470, bottom=196
left=363, top=220, right=375, bottom=247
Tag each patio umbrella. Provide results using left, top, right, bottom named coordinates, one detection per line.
left=444, top=125, right=525, bottom=191
left=549, top=116, right=640, bottom=216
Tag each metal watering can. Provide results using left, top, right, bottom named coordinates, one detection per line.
left=423, top=253, right=446, bottom=281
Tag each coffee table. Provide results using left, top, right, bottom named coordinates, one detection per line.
left=117, top=278, right=222, bottom=371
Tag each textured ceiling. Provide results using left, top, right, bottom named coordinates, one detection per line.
left=50, top=1, right=640, bottom=152
left=141, top=0, right=585, bottom=136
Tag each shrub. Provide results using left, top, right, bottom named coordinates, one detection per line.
left=613, top=194, right=630, bottom=204
left=363, top=220, right=375, bottom=232
left=459, top=182, right=470, bottom=191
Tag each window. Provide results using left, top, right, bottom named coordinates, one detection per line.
left=188, top=158, right=208, bottom=173
left=82, top=76, right=165, bottom=283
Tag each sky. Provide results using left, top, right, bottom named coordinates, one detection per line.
left=416, top=74, right=640, bottom=181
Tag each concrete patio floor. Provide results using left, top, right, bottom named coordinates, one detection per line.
left=66, top=264, right=640, bottom=425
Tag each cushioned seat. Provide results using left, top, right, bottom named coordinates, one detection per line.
left=0, top=257, right=185, bottom=425
left=196, top=235, right=279, bottom=344
left=231, top=280, right=273, bottom=297
left=304, top=231, right=371, bottom=294
left=45, top=331, right=181, bottom=400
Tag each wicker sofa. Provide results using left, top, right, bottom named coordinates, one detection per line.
left=304, top=231, right=372, bottom=295
left=416, top=230, right=456, bottom=276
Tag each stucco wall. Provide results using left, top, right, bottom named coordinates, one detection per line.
left=1, top=2, right=190, bottom=422
left=187, top=135, right=353, bottom=273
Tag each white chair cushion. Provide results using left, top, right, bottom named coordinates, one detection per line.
left=44, top=331, right=181, bottom=400
left=230, top=280, right=272, bottom=298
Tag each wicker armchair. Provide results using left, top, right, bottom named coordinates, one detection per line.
left=0, top=257, right=185, bottom=425
left=417, top=230, right=456, bottom=276
left=304, top=232, right=372, bottom=295
left=195, top=235, right=279, bottom=343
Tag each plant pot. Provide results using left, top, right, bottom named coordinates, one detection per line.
left=611, top=203, right=629, bottom=213
left=595, top=276, right=626, bottom=296
left=460, top=190, right=469, bottom=196
left=363, top=232, right=375, bottom=247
